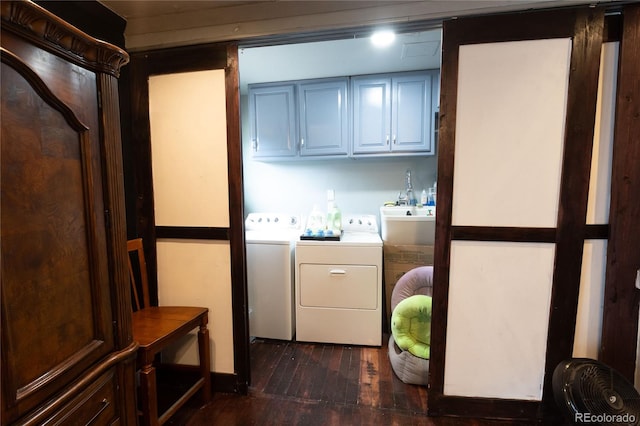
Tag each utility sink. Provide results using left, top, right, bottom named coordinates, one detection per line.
left=380, top=206, right=436, bottom=245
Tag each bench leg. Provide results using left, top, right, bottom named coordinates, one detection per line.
left=139, top=362, right=159, bottom=426
left=198, top=321, right=212, bottom=402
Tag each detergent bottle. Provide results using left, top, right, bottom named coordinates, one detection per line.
left=326, top=189, right=342, bottom=236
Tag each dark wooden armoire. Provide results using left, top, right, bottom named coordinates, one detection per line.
left=1, top=1, right=138, bottom=424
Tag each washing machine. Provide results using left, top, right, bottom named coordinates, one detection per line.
left=295, top=214, right=383, bottom=346
left=245, top=212, right=301, bottom=340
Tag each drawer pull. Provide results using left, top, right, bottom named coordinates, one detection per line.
left=87, top=398, right=110, bottom=424
left=329, top=269, right=346, bottom=275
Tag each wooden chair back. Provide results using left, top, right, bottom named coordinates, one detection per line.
left=127, top=237, right=150, bottom=310
left=126, top=237, right=211, bottom=425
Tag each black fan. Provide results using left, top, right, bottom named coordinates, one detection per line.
left=553, top=358, right=640, bottom=425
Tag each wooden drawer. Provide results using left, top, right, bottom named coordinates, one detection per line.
left=44, top=369, right=119, bottom=426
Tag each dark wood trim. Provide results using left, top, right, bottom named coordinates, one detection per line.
left=128, top=51, right=159, bottom=304
left=155, top=226, right=230, bottom=240
left=452, top=227, right=556, bottom=242
left=160, top=363, right=245, bottom=394
left=225, top=43, right=251, bottom=394
left=600, top=2, right=640, bottom=381
left=541, top=7, right=604, bottom=415
left=604, top=13, right=623, bottom=42
left=136, top=43, right=229, bottom=76
left=211, top=372, right=244, bottom=394
left=438, top=7, right=589, bottom=45
left=584, top=224, right=609, bottom=240
left=429, top=6, right=605, bottom=422
left=451, top=225, right=608, bottom=242
left=427, top=394, right=544, bottom=422
left=428, top=9, right=459, bottom=407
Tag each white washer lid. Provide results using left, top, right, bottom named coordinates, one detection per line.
left=245, top=230, right=297, bottom=244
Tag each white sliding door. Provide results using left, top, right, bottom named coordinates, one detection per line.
left=429, top=7, right=605, bottom=421
left=443, top=37, right=571, bottom=401
left=149, top=69, right=234, bottom=374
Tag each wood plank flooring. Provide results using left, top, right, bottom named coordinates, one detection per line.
left=170, top=337, right=540, bottom=425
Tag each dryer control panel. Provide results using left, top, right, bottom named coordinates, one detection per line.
left=342, top=214, right=378, bottom=233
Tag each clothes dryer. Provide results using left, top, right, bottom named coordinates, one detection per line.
left=295, top=214, right=383, bottom=346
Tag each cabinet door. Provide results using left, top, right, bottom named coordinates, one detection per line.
left=248, top=84, right=297, bottom=158
left=1, top=39, right=115, bottom=422
left=298, top=78, right=349, bottom=157
left=352, top=76, right=392, bottom=154
left=392, top=72, right=434, bottom=153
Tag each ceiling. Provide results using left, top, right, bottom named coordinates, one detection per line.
left=237, top=29, right=442, bottom=93
left=99, top=1, right=604, bottom=51
left=98, top=1, right=612, bottom=93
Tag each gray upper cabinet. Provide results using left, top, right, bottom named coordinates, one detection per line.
left=351, top=76, right=392, bottom=154
left=298, top=78, right=349, bottom=157
left=248, top=83, right=297, bottom=158
left=248, top=70, right=438, bottom=160
left=353, top=71, right=437, bottom=156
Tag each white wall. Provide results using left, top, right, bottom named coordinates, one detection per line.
left=573, top=42, right=618, bottom=359
left=240, top=104, right=438, bottom=223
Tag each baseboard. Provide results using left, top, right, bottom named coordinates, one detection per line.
left=159, top=364, right=247, bottom=395
left=211, top=371, right=247, bottom=394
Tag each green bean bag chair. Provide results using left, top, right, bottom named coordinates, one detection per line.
left=391, top=294, right=432, bottom=359
left=388, top=266, right=432, bottom=385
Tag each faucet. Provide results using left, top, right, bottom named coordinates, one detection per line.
left=397, top=169, right=416, bottom=206
left=405, top=169, right=416, bottom=206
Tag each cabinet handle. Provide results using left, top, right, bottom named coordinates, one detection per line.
left=329, top=269, right=346, bottom=275
left=300, top=138, right=305, bottom=147
left=393, top=135, right=397, bottom=144
left=252, top=139, right=258, bottom=152
left=386, top=135, right=390, bottom=145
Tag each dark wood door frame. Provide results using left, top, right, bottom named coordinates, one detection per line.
left=125, top=42, right=249, bottom=393
left=600, top=3, right=640, bottom=380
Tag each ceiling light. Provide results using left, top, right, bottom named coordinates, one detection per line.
left=371, top=30, right=396, bottom=48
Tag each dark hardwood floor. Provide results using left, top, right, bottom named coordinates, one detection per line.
left=168, top=337, right=541, bottom=425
